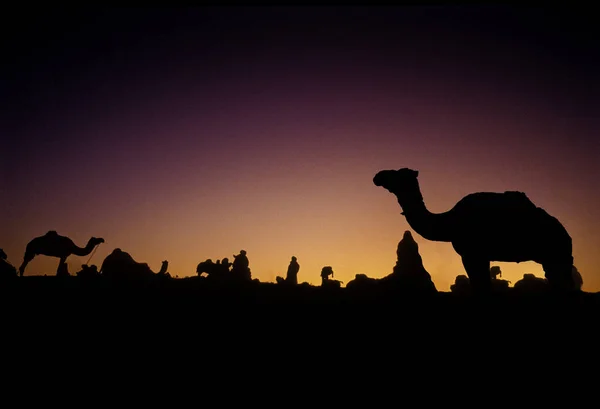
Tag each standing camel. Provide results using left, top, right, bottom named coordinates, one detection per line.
left=19, top=231, right=105, bottom=276
left=373, top=168, right=575, bottom=292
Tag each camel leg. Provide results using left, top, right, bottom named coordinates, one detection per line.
left=461, top=256, right=491, bottom=294
left=57, top=257, right=68, bottom=277
left=18, top=251, right=35, bottom=277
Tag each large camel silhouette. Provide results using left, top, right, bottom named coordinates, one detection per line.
left=373, top=168, right=575, bottom=292
left=18, top=231, right=105, bottom=277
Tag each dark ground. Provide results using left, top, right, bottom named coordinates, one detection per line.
left=2, top=276, right=597, bottom=394
left=4, top=276, right=598, bottom=335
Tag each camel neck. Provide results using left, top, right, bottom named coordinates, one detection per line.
left=399, top=198, right=452, bottom=243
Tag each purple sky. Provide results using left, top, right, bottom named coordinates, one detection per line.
left=3, top=6, right=599, bottom=290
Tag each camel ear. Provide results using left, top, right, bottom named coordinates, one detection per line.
left=411, top=170, right=419, bottom=177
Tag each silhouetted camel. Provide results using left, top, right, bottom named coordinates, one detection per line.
left=100, top=248, right=167, bottom=279
left=373, top=168, right=575, bottom=292
left=18, top=231, right=104, bottom=276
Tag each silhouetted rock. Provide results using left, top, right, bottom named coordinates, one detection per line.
left=18, top=231, right=104, bottom=276
left=379, top=231, right=437, bottom=293
left=374, top=168, right=576, bottom=293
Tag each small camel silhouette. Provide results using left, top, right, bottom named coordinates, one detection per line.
left=373, top=168, right=575, bottom=292
left=18, top=231, right=105, bottom=277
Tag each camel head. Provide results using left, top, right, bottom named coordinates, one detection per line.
left=373, top=168, right=421, bottom=202
left=90, top=237, right=105, bottom=246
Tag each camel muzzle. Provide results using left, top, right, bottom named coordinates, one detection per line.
left=373, top=174, right=385, bottom=187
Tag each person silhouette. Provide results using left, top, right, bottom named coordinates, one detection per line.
left=286, top=256, right=300, bottom=285
left=221, top=257, right=232, bottom=274
left=321, top=266, right=334, bottom=286
left=232, top=250, right=251, bottom=281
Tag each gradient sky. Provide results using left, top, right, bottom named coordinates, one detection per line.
left=3, top=6, right=599, bottom=291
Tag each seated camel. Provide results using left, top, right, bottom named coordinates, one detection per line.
left=99, top=248, right=168, bottom=280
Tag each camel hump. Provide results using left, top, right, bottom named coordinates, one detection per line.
left=457, top=191, right=537, bottom=210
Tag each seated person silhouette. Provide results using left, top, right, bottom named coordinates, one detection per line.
left=220, top=258, right=232, bottom=274
left=321, top=266, right=342, bottom=288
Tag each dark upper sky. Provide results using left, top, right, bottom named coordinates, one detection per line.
left=2, top=6, right=599, bottom=289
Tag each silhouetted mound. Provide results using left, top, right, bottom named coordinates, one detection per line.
left=380, top=231, right=437, bottom=293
